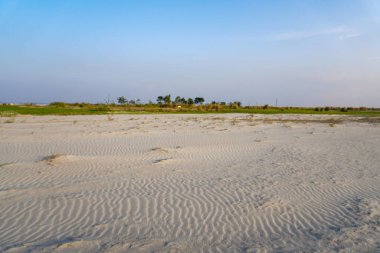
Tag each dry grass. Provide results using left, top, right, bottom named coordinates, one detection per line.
left=1, top=111, right=17, bottom=123
left=151, top=147, right=169, bottom=153
left=355, top=117, right=380, bottom=124
left=242, top=118, right=346, bottom=125
left=41, top=154, right=65, bottom=165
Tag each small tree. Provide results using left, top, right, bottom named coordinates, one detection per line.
left=164, top=94, right=171, bottom=105
left=117, top=96, right=127, bottom=105
left=174, top=96, right=182, bottom=105
left=157, top=96, right=164, bottom=105
left=187, top=98, right=194, bottom=105
left=180, top=97, right=187, bottom=104
left=194, top=97, right=205, bottom=105
left=234, top=101, right=242, bottom=107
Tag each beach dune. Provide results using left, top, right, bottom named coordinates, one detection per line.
left=1, top=114, right=379, bottom=252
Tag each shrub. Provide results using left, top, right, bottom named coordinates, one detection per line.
left=49, top=102, right=67, bottom=107
left=117, top=96, right=127, bottom=105
left=231, top=103, right=239, bottom=109
left=212, top=104, right=222, bottom=111
left=91, top=104, right=110, bottom=111
left=78, top=103, right=91, bottom=108
left=194, top=97, right=205, bottom=105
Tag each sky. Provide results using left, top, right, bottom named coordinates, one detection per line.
left=1, top=0, right=379, bottom=106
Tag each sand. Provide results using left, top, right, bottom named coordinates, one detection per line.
left=0, top=114, right=379, bottom=252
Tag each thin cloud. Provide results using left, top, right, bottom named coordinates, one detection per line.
left=339, top=33, right=361, bottom=40
left=269, top=26, right=355, bottom=41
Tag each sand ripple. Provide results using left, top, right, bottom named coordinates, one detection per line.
left=1, top=114, right=379, bottom=252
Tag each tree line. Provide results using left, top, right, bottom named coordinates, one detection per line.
left=117, top=95, right=205, bottom=106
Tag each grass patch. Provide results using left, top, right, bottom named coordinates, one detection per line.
left=1, top=110, right=17, bottom=123
left=1, top=104, right=380, bottom=116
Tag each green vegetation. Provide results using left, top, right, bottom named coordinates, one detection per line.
left=117, top=96, right=127, bottom=105
left=1, top=96, right=380, bottom=116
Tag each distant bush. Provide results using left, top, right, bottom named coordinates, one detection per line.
left=204, top=103, right=223, bottom=111
left=117, top=96, right=127, bottom=105
left=72, top=102, right=91, bottom=108
left=197, top=105, right=205, bottom=111
left=231, top=103, right=239, bottom=109
left=49, top=102, right=67, bottom=108
left=78, top=103, right=91, bottom=108
left=91, top=104, right=110, bottom=111
left=212, top=104, right=223, bottom=111
left=194, top=97, right=205, bottom=105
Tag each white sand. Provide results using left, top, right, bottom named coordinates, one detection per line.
left=0, top=114, right=379, bottom=252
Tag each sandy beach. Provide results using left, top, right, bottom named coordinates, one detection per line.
left=1, top=114, right=379, bottom=252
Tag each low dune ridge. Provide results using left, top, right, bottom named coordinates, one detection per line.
left=40, top=154, right=76, bottom=166
left=0, top=114, right=379, bottom=252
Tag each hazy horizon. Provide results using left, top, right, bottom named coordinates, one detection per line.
left=1, top=0, right=380, bottom=107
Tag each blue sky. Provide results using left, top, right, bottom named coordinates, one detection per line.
left=1, top=0, right=379, bottom=106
